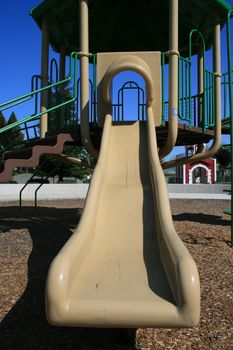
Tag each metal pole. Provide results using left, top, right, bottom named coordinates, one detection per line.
left=79, top=0, right=98, bottom=158
left=159, top=0, right=179, bottom=159
left=226, top=10, right=233, bottom=247
left=40, top=13, right=49, bottom=138
left=213, top=23, right=222, bottom=164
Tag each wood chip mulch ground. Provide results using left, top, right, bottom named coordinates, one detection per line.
left=0, top=199, right=232, bottom=350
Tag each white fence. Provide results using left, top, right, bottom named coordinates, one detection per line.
left=0, top=184, right=230, bottom=201
left=0, top=184, right=89, bottom=201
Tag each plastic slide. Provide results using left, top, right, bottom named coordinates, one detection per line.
left=46, top=110, right=200, bottom=328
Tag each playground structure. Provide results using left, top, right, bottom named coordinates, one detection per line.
left=0, top=0, right=232, bottom=328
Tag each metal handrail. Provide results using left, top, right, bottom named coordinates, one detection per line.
left=34, top=163, right=60, bottom=209
left=34, top=144, right=78, bottom=208
left=19, top=156, right=49, bottom=209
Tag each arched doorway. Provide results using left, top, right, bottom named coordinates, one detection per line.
left=189, top=164, right=211, bottom=184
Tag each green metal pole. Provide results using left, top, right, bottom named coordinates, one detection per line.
left=189, top=30, right=206, bottom=126
left=226, top=10, right=233, bottom=247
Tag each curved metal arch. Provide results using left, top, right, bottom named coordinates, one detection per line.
left=121, top=80, right=142, bottom=90
left=119, top=81, right=145, bottom=105
left=114, top=80, right=146, bottom=121
left=189, top=29, right=207, bottom=127
left=189, top=29, right=206, bottom=59
left=49, top=58, right=59, bottom=85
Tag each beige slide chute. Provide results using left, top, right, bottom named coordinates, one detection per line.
left=46, top=52, right=200, bottom=328
left=46, top=113, right=200, bottom=328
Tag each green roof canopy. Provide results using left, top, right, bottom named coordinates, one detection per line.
left=30, top=0, right=232, bottom=56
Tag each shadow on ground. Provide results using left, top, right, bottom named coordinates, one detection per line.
left=173, top=212, right=231, bottom=246
left=172, top=212, right=230, bottom=226
left=0, top=205, right=137, bottom=350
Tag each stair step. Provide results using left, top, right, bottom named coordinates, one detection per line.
left=46, top=125, right=79, bottom=136
left=0, top=130, right=81, bottom=182
left=25, top=135, right=58, bottom=148
left=4, top=148, right=33, bottom=161
left=46, top=127, right=80, bottom=142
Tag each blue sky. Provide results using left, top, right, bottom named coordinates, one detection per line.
left=0, top=1, right=42, bottom=119
left=0, top=0, right=233, bottom=160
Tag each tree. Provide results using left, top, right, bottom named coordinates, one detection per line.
left=7, top=112, right=24, bottom=144
left=215, top=145, right=231, bottom=168
left=0, top=111, right=24, bottom=151
left=0, top=112, right=7, bottom=151
left=48, top=80, right=76, bottom=132
left=214, top=145, right=231, bottom=183
left=38, top=145, right=94, bottom=182
left=0, top=111, right=6, bottom=128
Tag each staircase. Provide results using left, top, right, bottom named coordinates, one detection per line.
left=0, top=128, right=80, bottom=183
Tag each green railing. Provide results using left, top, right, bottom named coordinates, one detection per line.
left=161, top=29, right=216, bottom=129
left=222, top=70, right=233, bottom=122
left=204, top=69, right=215, bottom=127
left=178, top=56, right=192, bottom=124
left=161, top=54, right=198, bottom=126
left=0, top=45, right=231, bottom=153
left=0, top=51, right=80, bottom=146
